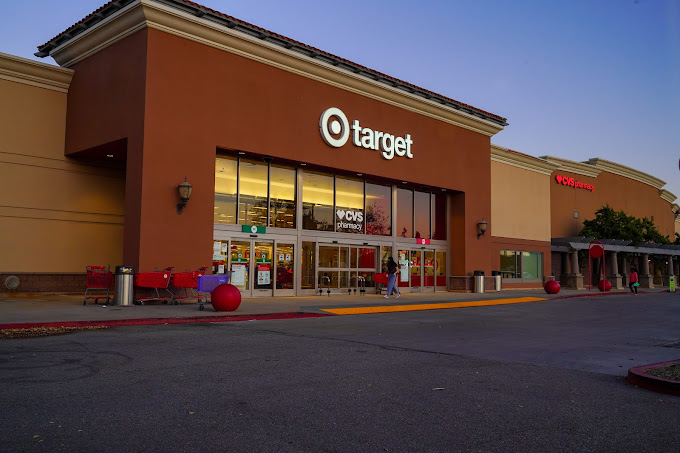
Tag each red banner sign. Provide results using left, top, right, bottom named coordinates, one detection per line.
left=416, top=238, right=430, bottom=245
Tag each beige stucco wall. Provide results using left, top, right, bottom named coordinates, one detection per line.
left=491, top=159, right=552, bottom=241
left=0, top=53, right=125, bottom=273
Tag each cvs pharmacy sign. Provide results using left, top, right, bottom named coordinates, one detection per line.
left=336, top=209, right=364, bottom=231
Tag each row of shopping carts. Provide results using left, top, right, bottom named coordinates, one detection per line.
left=84, top=265, right=230, bottom=309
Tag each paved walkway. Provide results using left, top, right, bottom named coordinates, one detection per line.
left=0, top=287, right=672, bottom=327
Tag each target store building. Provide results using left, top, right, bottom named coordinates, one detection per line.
left=1, top=0, right=678, bottom=296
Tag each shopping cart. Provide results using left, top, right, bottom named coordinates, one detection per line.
left=374, top=272, right=389, bottom=294
left=196, top=273, right=231, bottom=311
left=134, top=267, right=174, bottom=305
left=84, top=265, right=113, bottom=305
left=170, top=267, right=208, bottom=304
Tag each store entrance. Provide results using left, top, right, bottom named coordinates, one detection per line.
left=215, top=239, right=295, bottom=297
left=317, top=244, right=378, bottom=294
left=397, top=248, right=447, bottom=292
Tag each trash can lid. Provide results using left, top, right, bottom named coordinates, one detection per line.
left=473, top=270, right=485, bottom=276
left=115, top=265, right=134, bottom=274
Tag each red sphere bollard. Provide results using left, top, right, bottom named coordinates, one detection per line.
left=210, top=283, right=241, bottom=311
left=597, top=280, right=612, bottom=292
left=544, top=280, right=560, bottom=294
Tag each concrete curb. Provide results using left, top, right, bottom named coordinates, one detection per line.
left=627, top=360, right=680, bottom=397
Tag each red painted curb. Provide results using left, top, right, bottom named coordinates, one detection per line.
left=0, top=312, right=334, bottom=330
left=627, top=360, right=680, bottom=397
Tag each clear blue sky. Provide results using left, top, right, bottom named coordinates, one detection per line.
left=2, top=0, right=679, bottom=204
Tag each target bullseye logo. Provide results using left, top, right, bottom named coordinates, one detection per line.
left=319, top=107, right=413, bottom=160
left=319, top=107, right=350, bottom=147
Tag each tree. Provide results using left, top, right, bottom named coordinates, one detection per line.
left=578, top=204, right=670, bottom=246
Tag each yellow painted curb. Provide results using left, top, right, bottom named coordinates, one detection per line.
left=321, top=297, right=548, bottom=315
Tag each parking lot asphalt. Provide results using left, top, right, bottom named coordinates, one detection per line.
left=2, top=286, right=679, bottom=396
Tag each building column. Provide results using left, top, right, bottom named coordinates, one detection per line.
left=563, top=249, right=584, bottom=290
left=560, top=252, right=569, bottom=284
left=638, top=253, right=654, bottom=289
left=607, top=251, right=623, bottom=289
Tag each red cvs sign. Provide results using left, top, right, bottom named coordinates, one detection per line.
left=555, top=175, right=594, bottom=192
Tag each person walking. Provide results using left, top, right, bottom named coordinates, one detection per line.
left=629, top=267, right=639, bottom=295
left=384, top=256, right=401, bottom=299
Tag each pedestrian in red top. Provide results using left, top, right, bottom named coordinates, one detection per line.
left=629, top=267, right=639, bottom=295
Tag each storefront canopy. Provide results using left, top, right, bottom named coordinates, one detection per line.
left=551, top=237, right=680, bottom=256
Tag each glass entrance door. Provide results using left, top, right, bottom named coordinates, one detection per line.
left=275, top=242, right=295, bottom=296
left=230, top=241, right=251, bottom=296
left=228, top=240, right=274, bottom=297
left=253, top=241, right=273, bottom=297
left=397, top=249, right=410, bottom=291
left=435, top=251, right=447, bottom=290
left=423, top=250, right=435, bottom=292
left=318, top=244, right=377, bottom=294
left=410, top=250, right=422, bottom=292
left=397, top=248, right=438, bottom=292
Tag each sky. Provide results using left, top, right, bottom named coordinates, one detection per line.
left=1, top=0, right=679, bottom=202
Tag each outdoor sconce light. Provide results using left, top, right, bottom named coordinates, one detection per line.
left=477, top=218, right=487, bottom=239
left=177, top=177, right=193, bottom=215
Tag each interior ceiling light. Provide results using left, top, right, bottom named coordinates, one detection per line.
left=106, top=154, right=113, bottom=158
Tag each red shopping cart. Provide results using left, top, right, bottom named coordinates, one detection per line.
left=196, top=273, right=231, bottom=311
left=170, top=267, right=208, bottom=304
left=374, top=272, right=388, bottom=294
left=84, top=265, right=113, bottom=305
left=134, top=267, right=174, bottom=305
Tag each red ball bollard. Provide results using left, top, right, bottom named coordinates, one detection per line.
left=210, top=283, right=241, bottom=311
left=544, top=280, right=560, bottom=294
left=597, top=280, right=612, bottom=292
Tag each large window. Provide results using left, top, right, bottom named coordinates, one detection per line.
left=239, top=159, right=268, bottom=227
left=521, top=252, right=542, bottom=279
left=215, top=157, right=451, bottom=241
left=214, top=155, right=295, bottom=229
left=396, top=188, right=413, bottom=238
left=500, top=250, right=543, bottom=280
left=302, top=171, right=334, bottom=231
left=414, top=191, right=430, bottom=239
left=365, top=182, right=391, bottom=236
left=214, top=156, right=238, bottom=224
left=335, top=177, right=364, bottom=233
left=431, top=192, right=447, bottom=240
left=269, top=165, right=296, bottom=228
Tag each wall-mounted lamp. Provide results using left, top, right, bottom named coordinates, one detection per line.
left=177, top=177, right=193, bottom=215
left=477, top=218, right=487, bottom=239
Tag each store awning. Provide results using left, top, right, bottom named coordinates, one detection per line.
left=551, top=237, right=680, bottom=256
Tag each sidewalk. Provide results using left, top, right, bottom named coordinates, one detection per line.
left=0, top=287, right=671, bottom=328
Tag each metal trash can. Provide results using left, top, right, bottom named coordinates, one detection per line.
left=114, top=265, right=134, bottom=306
left=473, top=270, right=485, bottom=293
left=491, top=271, right=502, bottom=291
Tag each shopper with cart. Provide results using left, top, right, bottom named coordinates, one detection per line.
left=384, top=257, right=401, bottom=299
